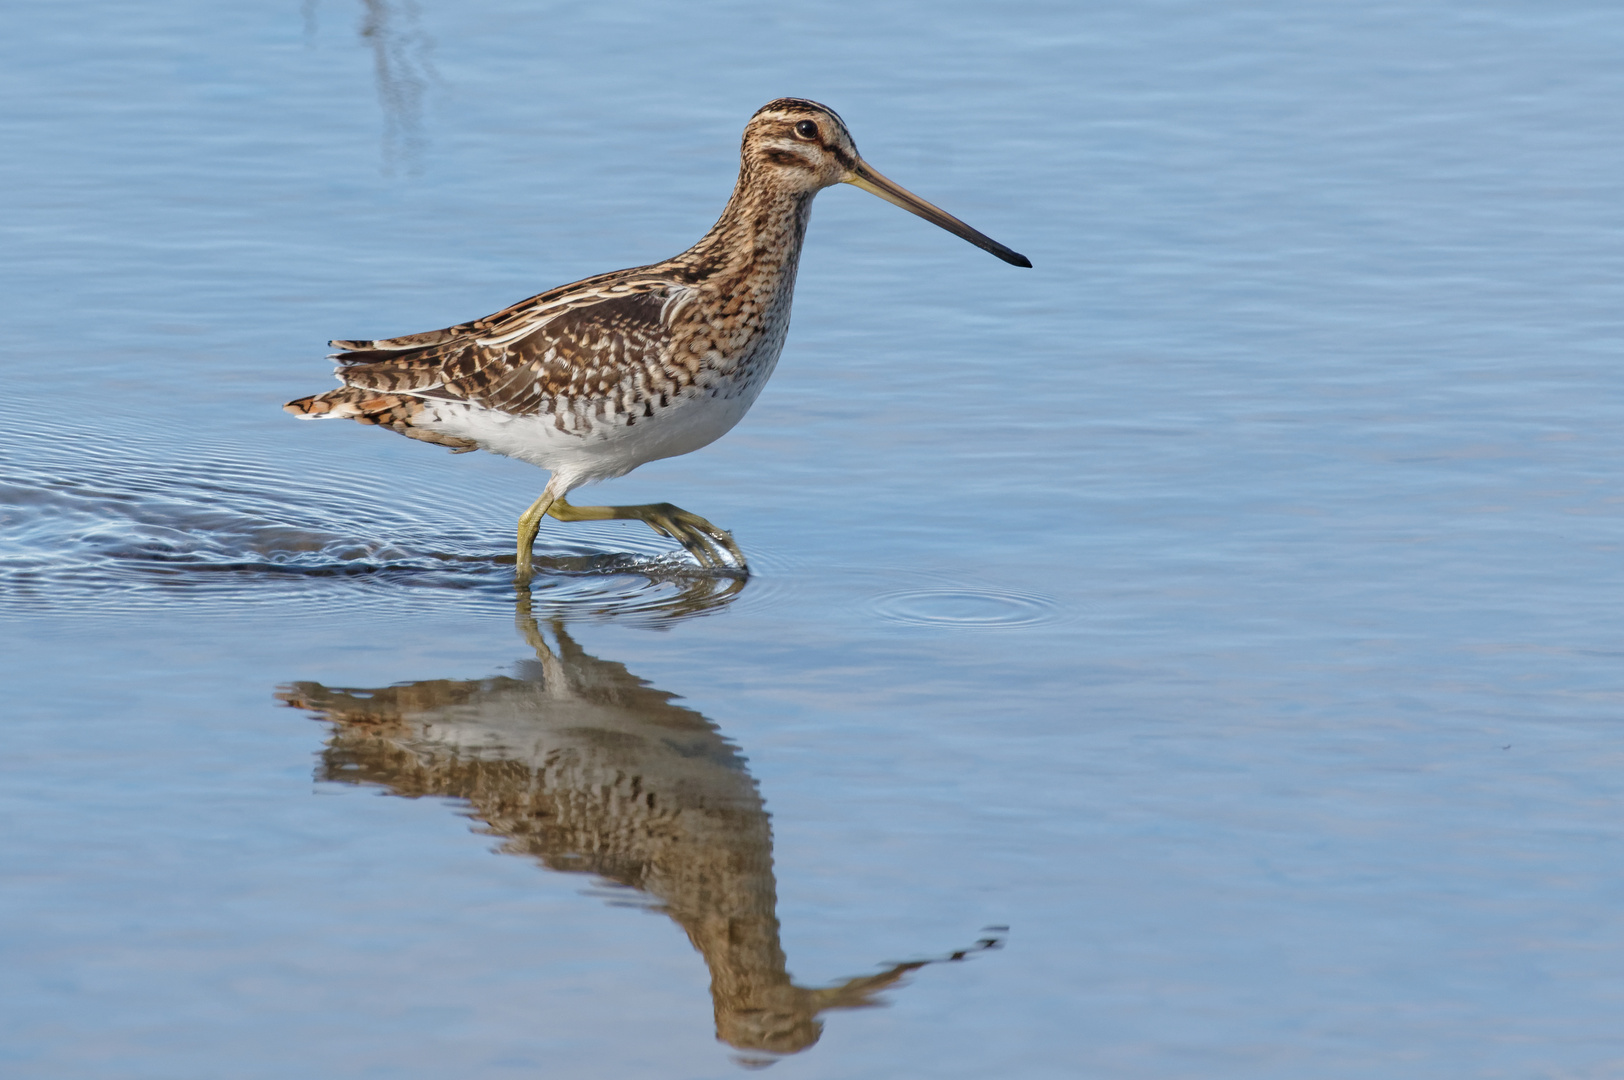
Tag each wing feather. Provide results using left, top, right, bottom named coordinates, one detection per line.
left=327, top=277, right=685, bottom=418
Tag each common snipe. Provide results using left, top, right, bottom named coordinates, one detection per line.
left=286, top=98, right=1028, bottom=582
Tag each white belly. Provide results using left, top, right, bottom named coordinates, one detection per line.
left=418, top=347, right=781, bottom=492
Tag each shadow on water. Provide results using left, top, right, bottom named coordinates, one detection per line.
left=277, top=593, right=1003, bottom=1065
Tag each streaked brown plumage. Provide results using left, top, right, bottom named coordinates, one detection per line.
left=286, top=98, right=1029, bottom=580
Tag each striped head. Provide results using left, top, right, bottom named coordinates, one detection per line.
left=741, top=97, right=1032, bottom=267
left=742, top=98, right=859, bottom=193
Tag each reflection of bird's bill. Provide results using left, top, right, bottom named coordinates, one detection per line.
left=844, top=159, right=1032, bottom=268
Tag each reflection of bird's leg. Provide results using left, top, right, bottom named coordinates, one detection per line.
left=547, top=496, right=747, bottom=572
left=513, top=595, right=581, bottom=698
left=513, top=590, right=550, bottom=658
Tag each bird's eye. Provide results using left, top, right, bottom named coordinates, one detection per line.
left=794, top=120, right=819, bottom=140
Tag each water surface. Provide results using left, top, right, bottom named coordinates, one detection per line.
left=4, top=1, right=1624, bottom=1077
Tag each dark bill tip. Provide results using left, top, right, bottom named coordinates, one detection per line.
left=847, top=160, right=1031, bottom=269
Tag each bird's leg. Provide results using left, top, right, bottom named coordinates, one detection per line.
left=547, top=497, right=747, bottom=572
left=514, top=490, right=558, bottom=585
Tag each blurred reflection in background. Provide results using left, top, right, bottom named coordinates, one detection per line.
left=278, top=594, right=1001, bottom=1062
left=304, top=0, right=436, bottom=172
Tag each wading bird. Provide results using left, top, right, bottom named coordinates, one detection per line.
left=286, top=99, right=1028, bottom=582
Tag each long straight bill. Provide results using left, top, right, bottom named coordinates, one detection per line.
left=844, top=159, right=1031, bottom=268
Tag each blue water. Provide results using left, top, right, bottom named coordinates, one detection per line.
left=4, top=1, right=1624, bottom=1076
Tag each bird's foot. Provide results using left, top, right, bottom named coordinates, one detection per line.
left=633, top=502, right=747, bottom=572
left=548, top=498, right=747, bottom=573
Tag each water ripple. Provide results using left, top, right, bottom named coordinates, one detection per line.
left=0, top=433, right=756, bottom=625
left=869, top=587, right=1062, bottom=630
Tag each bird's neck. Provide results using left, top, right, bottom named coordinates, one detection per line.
left=674, top=168, right=816, bottom=301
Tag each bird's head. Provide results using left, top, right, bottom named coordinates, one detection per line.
left=742, top=98, right=861, bottom=192
left=740, top=98, right=1031, bottom=267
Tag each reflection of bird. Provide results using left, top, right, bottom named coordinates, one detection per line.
left=276, top=604, right=1001, bottom=1058
left=286, top=98, right=1029, bottom=581
left=355, top=0, right=435, bottom=174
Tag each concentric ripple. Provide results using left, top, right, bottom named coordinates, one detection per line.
left=869, top=587, right=1062, bottom=630
left=0, top=429, right=752, bottom=625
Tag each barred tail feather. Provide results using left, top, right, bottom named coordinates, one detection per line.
left=283, top=388, right=478, bottom=452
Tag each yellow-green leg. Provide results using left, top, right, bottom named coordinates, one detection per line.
left=547, top=497, right=747, bottom=571
left=514, top=490, right=557, bottom=585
